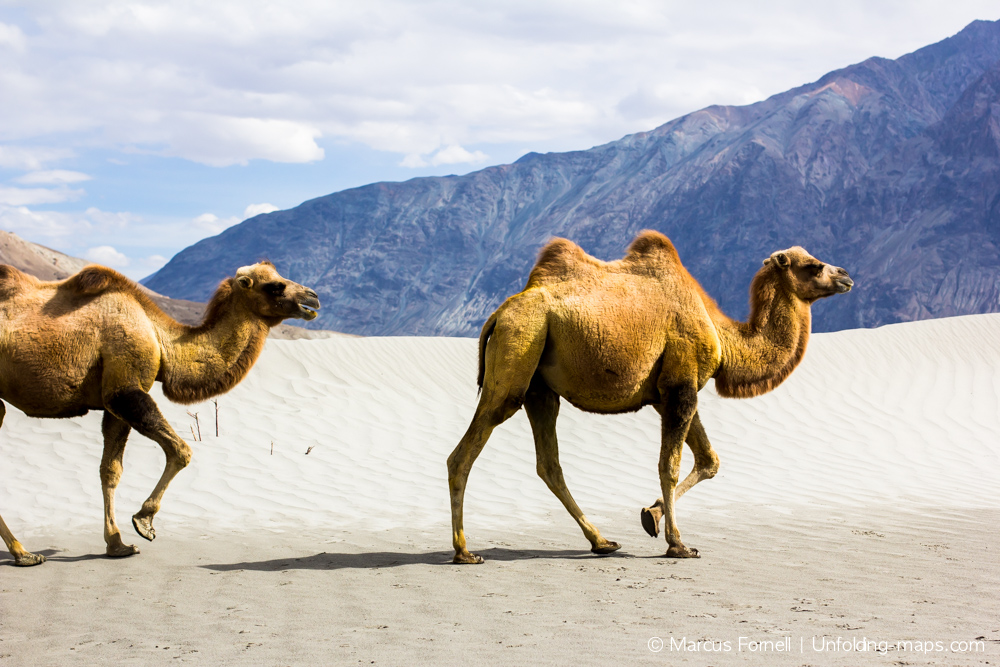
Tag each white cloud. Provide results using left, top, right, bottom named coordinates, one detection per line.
left=430, top=145, right=488, bottom=166
left=0, top=204, right=88, bottom=239
left=193, top=212, right=234, bottom=234
left=160, top=114, right=325, bottom=167
left=243, top=202, right=278, bottom=218
left=15, top=170, right=92, bottom=184
left=0, top=186, right=85, bottom=206
left=400, top=144, right=489, bottom=169
left=0, top=21, right=26, bottom=53
left=85, top=245, right=130, bottom=268
left=0, top=146, right=75, bottom=170
left=3, top=0, right=995, bottom=170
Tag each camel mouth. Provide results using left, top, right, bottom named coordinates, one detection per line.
left=296, top=294, right=320, bottom=320
left=835, top=278, right=854, bottom=293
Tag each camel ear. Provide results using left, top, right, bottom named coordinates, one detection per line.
left=771, top=252, right=790, bottom=268
left=236, top=275, right=253, bottom=290
left=762, top=258, right=771, bottom=266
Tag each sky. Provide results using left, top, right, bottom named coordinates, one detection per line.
left=0, top=1, right=997, bottom=280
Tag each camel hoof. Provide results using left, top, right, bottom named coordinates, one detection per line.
left=640, top=507, right=660, bottom=538
left=591, top=541, right=621, bottom=554
left=14, top=552, right=46, bottom=567
left=665, top=545, right=700, bottom=559
left=132, top=515, right=156, bottom=541
left=106, top=543, right=140, bottom=558
left=453, top=552, right=484, bottom=564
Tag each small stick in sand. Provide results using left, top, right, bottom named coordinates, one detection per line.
left=212, top=398, right=220, bottom=436
left=186, top=411, right=201, bottom=441
left=270, top=441, right=274, bottom=455
left=305, top=446, right=315, bottom=455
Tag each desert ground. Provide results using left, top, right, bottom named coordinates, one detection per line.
left=2, top=314, right=999, bottom=665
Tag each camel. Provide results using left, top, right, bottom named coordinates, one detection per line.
left=447, top=230, right=852, bottom=563
left=0, top=261, right=320, bottom=566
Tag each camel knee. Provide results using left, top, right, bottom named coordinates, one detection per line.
left=173, top=443, right=193, bottom=469
left=700, top=453, right=720, bottom=479
left=100, top=461, right=123, bottom=487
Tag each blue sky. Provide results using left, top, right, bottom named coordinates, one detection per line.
left=1, top=0, right=997, bottom=280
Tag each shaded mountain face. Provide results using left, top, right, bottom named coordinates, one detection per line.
left=144, top=20, right=1000, bottom=336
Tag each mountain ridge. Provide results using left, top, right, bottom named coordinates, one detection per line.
left=145, top=19, right=1000, bottom=336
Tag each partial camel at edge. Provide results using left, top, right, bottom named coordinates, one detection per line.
left=0, top=262, right=320, bottom=566
left=447, top=230, right=853, bottom=563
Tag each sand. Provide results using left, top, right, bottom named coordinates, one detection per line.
left=2, top=314, right=1000, bottom=665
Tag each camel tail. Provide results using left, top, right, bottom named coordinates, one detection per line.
left=476, top=311, right=499, bottom=392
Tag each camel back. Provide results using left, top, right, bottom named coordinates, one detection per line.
left=525, top=230, right=684, bottom=289
left=61, top=266, right=165, bottom=313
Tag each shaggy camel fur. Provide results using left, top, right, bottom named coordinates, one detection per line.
left=0, top=262, right=319, bottom=566
left=447, top=231, right=852, bottom=563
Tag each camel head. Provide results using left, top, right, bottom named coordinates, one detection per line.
left=232, top=262, right=321, bottom=322
left=762, top=247, right=853, bottom=303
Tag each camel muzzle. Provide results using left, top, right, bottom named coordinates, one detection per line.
left=297, top=292, right=321, bottom=320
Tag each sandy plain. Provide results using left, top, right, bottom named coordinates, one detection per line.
left=2, top=314, right=999, bottom=665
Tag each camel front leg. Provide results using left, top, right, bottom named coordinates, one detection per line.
left=100, top=412, right=140, bottom=557
left=525, top=377, right=619, bottom=554
left=658, top=384, right=700, bottom=558
left=641, top=411, right=719, bottom=537
left=0, top=401, right=45, bottom=566
left=105, top=390, right=192, bottom=542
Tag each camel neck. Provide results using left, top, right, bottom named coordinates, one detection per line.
left=712, top=286, right=811, bottom=399
left=158, top=297, right=271, bottom=405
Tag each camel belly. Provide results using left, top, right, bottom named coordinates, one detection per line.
left=537, top=327, right=665, bottom=413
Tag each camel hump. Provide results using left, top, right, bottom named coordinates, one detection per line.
left=525, top=237, right=597, bottom=288
left=0, top=263, right=37, bottom=297
left=625, top=230, right=680, bottom=262
left=63, top=265, right=140, bottom=297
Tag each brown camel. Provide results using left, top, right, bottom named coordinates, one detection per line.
left=0, top=262, right=320, bottom=566
left=447, top=230, right=852, bottom=563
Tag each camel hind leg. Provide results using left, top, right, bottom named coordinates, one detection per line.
left=0, top=401, right=46, bottom=566
left=525, top=376, right=620, bottom=554
left=641, top=411, right=719, bottom=537
left=448, top=294, right=547, bottom=564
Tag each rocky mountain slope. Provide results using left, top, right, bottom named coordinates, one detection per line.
left=144, top=20, right=1000, bottom=336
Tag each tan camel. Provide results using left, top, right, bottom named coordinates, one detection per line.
left=447, top=230, right=852, bottom=563
left=0, top=262, right=320, bottom=566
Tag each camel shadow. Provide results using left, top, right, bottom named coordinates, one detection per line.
left=0, top=548, right=107, bottom=565
left=201, top=547, right=627, bottom=572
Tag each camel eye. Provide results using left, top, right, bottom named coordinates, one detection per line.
left=807, top=263, right=824, bottom=275
left=262, top=281, right=286, bottom=296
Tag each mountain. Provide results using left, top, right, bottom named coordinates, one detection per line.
left=0, top=229, right=335, bottom=339
left=144, top=20, right=1000, bottom=336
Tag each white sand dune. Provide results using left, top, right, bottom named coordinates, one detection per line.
left=3, top=314, right=998, bottom=539
left=2, top=315, right=999, bottom=665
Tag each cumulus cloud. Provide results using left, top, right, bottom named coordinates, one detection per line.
left=15, top=170, right=92, bottom=184
left=0, top=146, right=75, bottom=170
left=400, top=145, right=489, bottom=169
left=161, top=114, right=324, bottom=167
left=243, top=202, right=278, bottom=218
left=0, top=21, right=26, bottom=52
left=0, top=186, right=85, bottom=206
left=4, top=0, right=995, bottom=170
left=85, top=245, right=130, bottom=268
